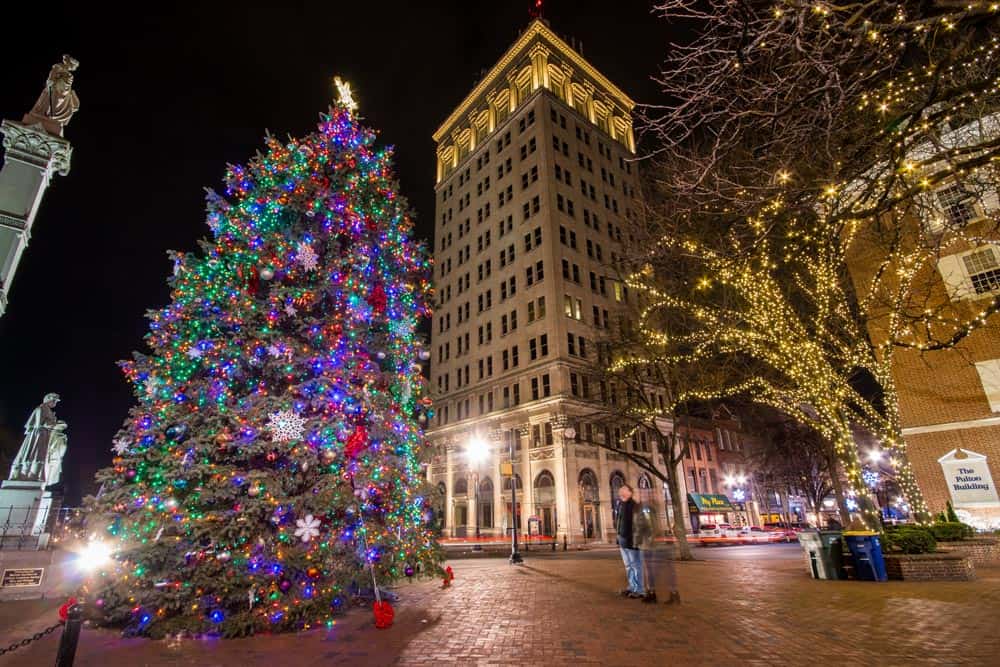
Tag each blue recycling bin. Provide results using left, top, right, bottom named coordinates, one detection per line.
left=844, top=531, right=888, bottom=582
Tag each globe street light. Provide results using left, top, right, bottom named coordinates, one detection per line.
left=466, top=437, right=489, bottom=548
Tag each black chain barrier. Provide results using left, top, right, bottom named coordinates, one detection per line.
left=0, top=621, right=62, bottom=656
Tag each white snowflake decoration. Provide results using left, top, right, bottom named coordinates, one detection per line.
left=186, top=347, right=204, bottom=359
left=144, top=377, right=158, bottom=398
left=294, top=514, right=322, bottom=543
left=296, top=242, right=319, bottom=272
left=267, top=409, right=306, bottom=442
left=111, top=438, right=131, bottom=456
left=267, top=343, right=284, bottom=358
left=284, top=303, right=298, bottom=317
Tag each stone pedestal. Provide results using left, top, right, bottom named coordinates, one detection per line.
left=0, top=120, right=72, bottom=317
left=0, top=479, right=63, bottom=549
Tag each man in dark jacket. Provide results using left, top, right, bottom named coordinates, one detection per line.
left=616, top=483, right=644, bottom=598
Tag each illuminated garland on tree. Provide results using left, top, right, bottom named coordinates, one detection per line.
left=83, top=89, right=440, bottom=637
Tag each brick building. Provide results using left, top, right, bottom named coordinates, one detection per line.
left=847, top=117, right=1000, bottom=528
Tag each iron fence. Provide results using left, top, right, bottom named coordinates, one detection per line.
left=0, top=506, right=85, bottom=550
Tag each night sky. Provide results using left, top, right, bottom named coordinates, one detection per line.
left=0, top=1, right=672, bottom=503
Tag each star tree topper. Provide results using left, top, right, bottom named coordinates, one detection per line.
left=334, top=76, right=357, bottom=112
left=266, top=409, right=307, bottom=442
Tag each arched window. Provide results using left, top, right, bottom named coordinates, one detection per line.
left=534, top=470, right=556, bottom=505
left=453, top=477, right=468, bottom=496
left=610, top=471, right=626, bottom=519
left=637, top=473, right=654, bottom=506
left=502, top=473, right=523, bottom=491
left=478, top=477, right=494, bottom=528
left=579, top=468, right=599, bottom=503
left=610, top=471, right=626, bottom=499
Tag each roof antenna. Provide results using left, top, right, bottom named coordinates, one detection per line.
left=529, top=0, right=544, bottom=20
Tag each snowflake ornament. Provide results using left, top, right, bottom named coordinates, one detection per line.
left=296, top=242, right=319, bottom=272
left=294, top=514, right=322, bottom=543
left=267, top=409, right=307, bottom=442
left=267, top=343, right=284, bottom=358
left=284, top=303, right=298, bottom=317
left=111, top=438, right=131, bottom=456
left=144, top=376, right=158, bottom=398
left=186, top=347, right=204, bottom=360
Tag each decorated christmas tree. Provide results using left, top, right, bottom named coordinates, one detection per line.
left=82, top=84, right=440, bottom=637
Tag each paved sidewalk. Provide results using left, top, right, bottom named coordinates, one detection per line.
left=2, top=551, right=998, bottom=665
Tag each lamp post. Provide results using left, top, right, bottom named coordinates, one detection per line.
left=466, top=437, right=489, bottom=550
left=508, top=434, right=523, bottom=564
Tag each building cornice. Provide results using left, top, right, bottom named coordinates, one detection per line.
left=432, top=19, right=635, bottom=143
left=901, top=415, right=1000, bottom=436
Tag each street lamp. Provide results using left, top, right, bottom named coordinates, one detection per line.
left=466, top=437, right=489, bottom=549
left=507, top=434, right=523, bottom=565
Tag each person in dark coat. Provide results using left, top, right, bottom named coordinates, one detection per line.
left=616, top=484, right=645, bottom=598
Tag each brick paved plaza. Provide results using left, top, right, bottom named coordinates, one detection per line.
left=2, top=545, right=999, bottom=666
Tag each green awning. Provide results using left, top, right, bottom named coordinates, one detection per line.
left=687, top=493, right=735, bottom=513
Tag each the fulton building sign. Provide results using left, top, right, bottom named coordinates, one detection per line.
left=937, top=448, right=1000, bottom=508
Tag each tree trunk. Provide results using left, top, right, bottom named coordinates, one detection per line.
left=662, top=432, right=694, bottom=560
left=827, top=454, right=852, bottom=529
left=665, top=468, right=694, bottom=560
left=886, top=432, right=932, bottom=524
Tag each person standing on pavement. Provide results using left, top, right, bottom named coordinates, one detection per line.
left=638, top=502, right=680, bottom=604
left=616, top=484, right=645, bottom=598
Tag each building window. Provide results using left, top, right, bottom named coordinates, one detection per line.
left=963, top=248, right=1000, bottom=294
left=975, top=359, right=1000, bottom=412
left=936, top=184, right=977, bottom=228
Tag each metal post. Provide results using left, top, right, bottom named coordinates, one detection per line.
left=472, top=471, right=482, bottom=551
left=509, top=438, right=522, bottom=564
left=55, top=603, right=82, bottom=667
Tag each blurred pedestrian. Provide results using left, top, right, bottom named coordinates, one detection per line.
left=616, top=484, right=644, bottom=598
left=638, top=504, right=680, bottom=604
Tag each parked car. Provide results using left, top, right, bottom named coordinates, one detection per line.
left=696, top=524, right=726, bottom=542
left=746, top=526, right=785, bottom=543
left=763, top=522, right=808, bottom=542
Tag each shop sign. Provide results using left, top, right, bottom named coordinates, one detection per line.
left=938, top=448, right=1000, bottom=508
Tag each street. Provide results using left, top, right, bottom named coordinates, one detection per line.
left=2, top=543, right=998, bottom=666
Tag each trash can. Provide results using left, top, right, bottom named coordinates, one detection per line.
left=799, top=530, right=845, bottom=580
left=844, top=531, right=888, bottom=582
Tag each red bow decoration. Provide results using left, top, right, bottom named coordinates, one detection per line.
left=237, top=266, right=259, bottom=295
left=368, top=284, right=387, bottom=315
left=373, top=600, right=394, bottom=629
left=442, top=565, right=455, bottom=588
left=345, top=425, right=368, bottom=459
left=58, top=597, right=78, bottom=622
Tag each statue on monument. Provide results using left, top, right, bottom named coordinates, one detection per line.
left=22, top=55, right=80, bottom=137
left=9, top=393, right=67, bottom=485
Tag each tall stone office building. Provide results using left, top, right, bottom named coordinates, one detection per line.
left=425, top=19, right=657, bottom=544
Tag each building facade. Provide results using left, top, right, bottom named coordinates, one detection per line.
left=846, top=116, right=1000, bottom=528
left=425, top=19, right=648, bottom=544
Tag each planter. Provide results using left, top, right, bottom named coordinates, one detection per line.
left=884, top=552, right=975, bottom=581
left=937, top=538, right=999, bottom=568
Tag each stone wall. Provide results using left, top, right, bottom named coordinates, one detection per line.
left=939, top=538, right=1000, bottom=568
left=884, top=552, right=976, bottom=581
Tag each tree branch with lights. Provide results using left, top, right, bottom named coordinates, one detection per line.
left=627, top=0, right=1000, bottom=526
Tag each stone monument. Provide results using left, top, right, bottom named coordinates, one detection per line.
left=0, top=394, right=69, bottom=550
left=0, top=55, right=78, bottom=317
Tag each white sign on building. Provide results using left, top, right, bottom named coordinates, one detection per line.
left=937, top=448, right=1000, bottom=508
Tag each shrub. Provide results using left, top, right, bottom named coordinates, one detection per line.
left=946, top=501, right=960, bottom=523
left=930, top=521, right=974, bottom=542
left=883, top=526, right=937, bottom=554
